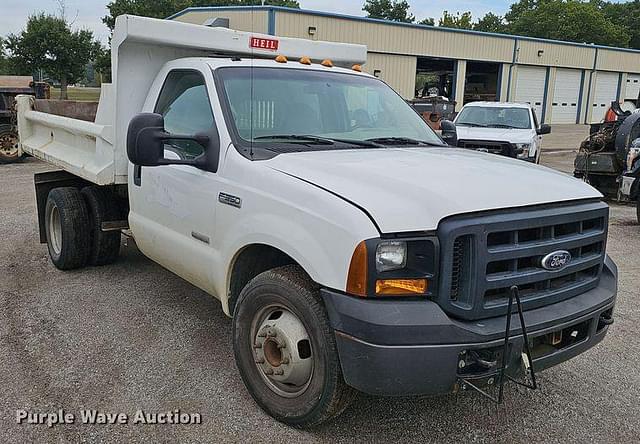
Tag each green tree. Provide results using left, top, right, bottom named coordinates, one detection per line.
left=504, top=0, right=628, bottom=47
left=438, top=11, right=474, bottom=30
left=6, top=13, right=100, bottom=99
left=0, top=38, right=10, bottom=75
left=94, top=46, right=112, bottom=83
left=362, top=0, right=415, bottom=23
left=419, top=17, right=435, bottom=26
left=601, top=0, right=640, bottom=49
left=474, top=12, right=507, bottom=33
left=103, top=0, right=300, bottom=33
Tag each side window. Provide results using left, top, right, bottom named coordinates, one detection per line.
left=155, top=71, right=214, bottom=160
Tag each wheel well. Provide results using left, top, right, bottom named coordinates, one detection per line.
left=228, top=244, right=297, bottom=314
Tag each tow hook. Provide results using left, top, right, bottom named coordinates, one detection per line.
left=599, top=312, right=614, bottom=326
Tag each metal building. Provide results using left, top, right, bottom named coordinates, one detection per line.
left=169, top=6, right=640, bottom=124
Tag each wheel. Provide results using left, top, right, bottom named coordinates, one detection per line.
left=45, top=187, right=91, bottom=270
left=0, top=124, right=22, bottom=164
left=81, top=186, right=121, bottom=265
left=232, top=265, right=355, bottom=427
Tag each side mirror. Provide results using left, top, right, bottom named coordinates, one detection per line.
left=126, top=112, right=213, bottom=169
left=537, top=124, right=552, bottom=135
left=440, top=119, right=458, bottom=146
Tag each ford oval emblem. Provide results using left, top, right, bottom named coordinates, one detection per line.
left=541, top=250, right=572, bottom=271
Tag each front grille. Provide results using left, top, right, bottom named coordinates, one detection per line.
left=438, top=201, right=608, bottom=320
left=458, top=139, right=517, bottom=158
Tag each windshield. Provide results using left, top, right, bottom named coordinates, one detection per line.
left=216, top=67, right=444, bottom=151
left=455, top=106, right=532, bottom=129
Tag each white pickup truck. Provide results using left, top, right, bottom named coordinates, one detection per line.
left=442, top=101, right=551, bottom=163
left=17, top=15, right=617, bottom=427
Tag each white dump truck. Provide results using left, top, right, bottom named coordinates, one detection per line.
left=17, top=15, right=617, bottom=427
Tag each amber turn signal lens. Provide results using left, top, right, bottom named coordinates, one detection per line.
left=351, top=64, right=362, bottom=72
left=275, top=55, right=288, bottom=63
left=376, top=279, right=427, bottom=296
left=321, top=59, right=333, bottom=67
left=300, top=56, right=312, bottom=65
left=346, top=241, right=368, bottom=297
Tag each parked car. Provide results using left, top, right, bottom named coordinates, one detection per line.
left=441, top=101, right=551, bottom=163
left=16, top=15, right=617, bottom=427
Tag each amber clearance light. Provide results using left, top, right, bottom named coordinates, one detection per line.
left=346, top=241, right=368, bottom=297
left=376, top=279, right=427, bottom=296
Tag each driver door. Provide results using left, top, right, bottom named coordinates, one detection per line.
left=128, top=69, right=221, bottom=295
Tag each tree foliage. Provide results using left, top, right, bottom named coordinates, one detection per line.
left=363, top=0, right=415, bottom=23
left=5, top=13, right=100, bottom=99
left=474, top=12, right=507, bottom=33
left=438, top=11, right=473, bottom=29
left=103, top=0, right=300, bottom=32
left=505, top=0, right=628, bottom=47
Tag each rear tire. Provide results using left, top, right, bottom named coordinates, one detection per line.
left=232, top=265, right=355, bottom=428
left=81, top=186, right=121, bottom=265
left=45, top=187, right=91, bottom=270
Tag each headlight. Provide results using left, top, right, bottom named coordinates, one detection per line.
left=375, top=241, right=407, bottom=272
left=516, top=143, right=531, bottom=158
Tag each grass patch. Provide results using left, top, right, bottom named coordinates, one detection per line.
left=50, top=87, right=101, bottom=102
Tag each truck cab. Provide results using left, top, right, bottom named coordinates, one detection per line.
left=16, top=15, right=617, bottom=428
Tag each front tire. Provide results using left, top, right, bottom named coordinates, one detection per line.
left=45, top=187, right=91, bottom=270
left=232, top=265, right=355, bottom=427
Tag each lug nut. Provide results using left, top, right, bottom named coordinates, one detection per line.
left=281, top=357, right=290, bottom=364
left=277, top=343, right=286, bottom=349
left=258, top=332, right=267, bottom=338
left=458, top=360, right=466, bottom=369
left=255, top=358, right=265, bottom=364
left=254, top=343, right=262, bottom=349
left=274, top=369, right=284, bottom=375
left=264, top=368, right=274, bottom=375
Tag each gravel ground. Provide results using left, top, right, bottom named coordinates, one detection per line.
left=1, top=153, right=639, bottom=443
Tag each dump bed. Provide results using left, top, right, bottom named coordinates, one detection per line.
left=16, top=14, right=367, bottom=185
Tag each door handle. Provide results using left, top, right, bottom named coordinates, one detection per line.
left=134, top=165, right=142, bottom=186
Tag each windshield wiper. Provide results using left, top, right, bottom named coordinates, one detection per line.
left=489, top=124, right=523, bottom=129
left=365, top=137, right=446, bottom=147
left=254, top=134, right=385, bottom=148
left=457, top=123, right=487, bottom=128
left=253, top=135, right=334, bottom=145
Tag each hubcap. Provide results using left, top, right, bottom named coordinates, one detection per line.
left=252, top=305, right=314, bottom=398
left=0, top=130, right=19, bottom=158
left=48, top=204, right=62, bottom=255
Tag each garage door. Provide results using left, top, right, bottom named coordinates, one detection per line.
left=551, top=69, right=582, bottom=124
left=626, top=73, right=640, bottom=103
left=515, top=65, right=547, bottom=120
left=591, top=71, right=619, bottom=123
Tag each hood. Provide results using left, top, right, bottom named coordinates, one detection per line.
left=455, top=126, right=534, bottom=143
left=265, top=148, right=601, bottom=234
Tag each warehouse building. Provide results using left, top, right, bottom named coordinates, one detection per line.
left=169, top=6, right=640, bottom=124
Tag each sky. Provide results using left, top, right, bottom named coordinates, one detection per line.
left=0, top=0, right=629, bottom=45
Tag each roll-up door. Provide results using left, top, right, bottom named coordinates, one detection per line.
left=591, top=71, right=619, bottom=123
left=515, top=66, right=547, bottom=120
left=551, top=69, right=582, bottom=124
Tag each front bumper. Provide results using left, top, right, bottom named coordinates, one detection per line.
left=322, top=256, right=617, bottom=396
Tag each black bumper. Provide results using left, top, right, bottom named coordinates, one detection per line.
left=322, top=256, right=617, bottom=396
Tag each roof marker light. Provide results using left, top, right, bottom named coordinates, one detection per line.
left=321, top=59, right=333, bottom=67
left=300, top=56, right=312, bottom=65
left=275, top=55, right=288, bottom=63
left=352, top=64, right=362, bottom=72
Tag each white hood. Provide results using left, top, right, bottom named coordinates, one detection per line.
left=265, top=148, right=601, bottom=234
left=455, top=126, right=534, bottom=143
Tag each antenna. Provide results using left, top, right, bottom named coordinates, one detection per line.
left=249, top=6, right=255, bottom=158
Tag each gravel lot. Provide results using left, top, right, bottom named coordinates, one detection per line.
left=1, top=147, right=639, bottom=443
